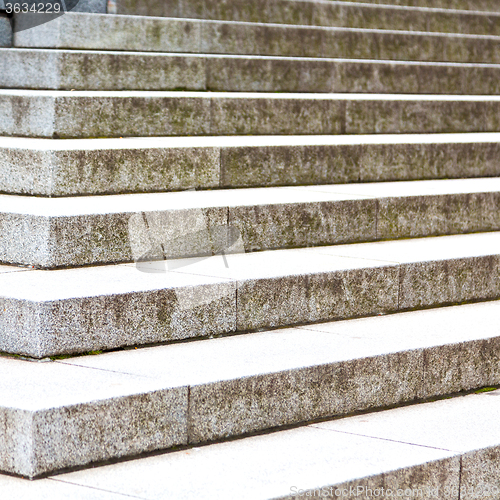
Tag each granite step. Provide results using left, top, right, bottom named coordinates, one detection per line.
left=6, top=48, right=500, bottom=94
left=3, top=133, right=500, bottom=196
left=6, top=91, right=500, bottom=138
left=14, top=12, right=500, bottom=65
left=2, top=178, right=500, bottom=268
left=344, top=0, right=500, bottom=11
left=1, top=231, right=500, bottom=358
left=111, top=0, right=500, bottom=37
left=1, top=300, right=500, bottom=478
left=10, top=388, right=500, bottom=498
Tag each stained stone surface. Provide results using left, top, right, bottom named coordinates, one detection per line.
left=0, top=15, right=11, bottom=47
left=2, top=134, right=500, bottom=196
left=6, top=91, right=500, bottom=138
left=13, top=12, right=500, bottom=65
left=116, top=0, right=500, bottom=28
left=4, top=49, right=500, bottom=94
left=3, top=299, right=500, bottom=478
left=1, top=178, right=499, bottom=267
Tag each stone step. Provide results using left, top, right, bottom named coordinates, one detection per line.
left=2, top=231, right=500, bottom=358
left=6, top=49, right=500, bottom=94
left=6, top=91, right=500, bottom=138
left=14, top=12, right=500, bottom=65
left=2, top=178, right=500, bottom=268
left=9, top=389, right=499, bottom=498
left=1, top=299, right=499, bottom=478
left=112, top=0, right=500, bottom=37
left=344, top=0, right=500, bottom=10
left=3, top=133, right=500, bottom=196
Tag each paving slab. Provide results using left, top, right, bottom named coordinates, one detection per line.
left=6, top=91, right=500, bottom=138
left=14, top=12, right=500, bottom=66
left=1, top=178, right=500, bottom=267
left=2, top=300, right=500, bottom=477
left=5, top=49, right=500, bottom=94
left=2, top=133, right=500, bottom=195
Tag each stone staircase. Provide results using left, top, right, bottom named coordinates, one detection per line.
left=1, top=0, right=500, bottom=497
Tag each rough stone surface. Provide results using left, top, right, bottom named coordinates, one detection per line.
left=2, top=135, right=500, bottom=196
left=0, top=264, right=236, bottom=357
left=13, top=12, right=500, bottom=65
left=0, top=358, right=188, bottom=478
left=6, top=92, right=500, bottom=138
left=115, top=0, right=500, bottom=32
left=1, top=300, right=500, bottom=477
left=0, top=15, right=11, bottom=48
left=4, top=49, right=500, bottom=94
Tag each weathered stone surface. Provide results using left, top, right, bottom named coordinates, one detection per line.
left=0, top=358, right=188, bottom=478
left=114, top=0, right=500, bottom=37
left=25, top=426, right=461, bottom=498
left=4, top=48, right=500, bottom=94
left=2, top=135, right=500, bottom=196
left=6, top=92, right=500, bottom=138
left=13, top=12, right=500, bottom=64
left=0, top=265, right=236, bottom=357
left=0, top=15, right=11, bottom=48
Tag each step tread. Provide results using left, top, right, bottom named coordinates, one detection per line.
left=3, top=177, right=500, bottom=215
left=2, top=299, right=500, bottom=478
left=32, top=390, right=500, bottom=499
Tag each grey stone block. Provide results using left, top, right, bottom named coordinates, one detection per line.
left=2, top=135, right=500, bottom=196
left=313, top=390, right=500, bottom=497
left=0, top=265, right=236, bottom=357
left=5, top=49, right=500, bottom=94
left=6, top=92, right=500, bottom=139
left=71, top=0, right=107, bottom=12
left=0, top=358, right=188, bottom=478
left=13, top=12, right=500, bottom=65
left=0, top=15, right=11, bottom=47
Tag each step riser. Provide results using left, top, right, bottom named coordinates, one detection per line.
left=4, top=331, right=500, bottom=478
left=115, top=0, right=500, bottom=21
left=2, top=191, right=500, bottom=268
left=3, top=139, right=500, bottom=196
left=2, top=245, right=500, bottom=357
left=14, top=13, right=500, bottom=65
left=113, top=0, right=500, bottom=36
left=6, top=49, right=500, bottom=95
left=331, top=0, right=500, bottom=10
left=6, top=94, right=500, bottom=138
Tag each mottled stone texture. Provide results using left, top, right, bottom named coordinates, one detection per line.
left=399, top=255, right=500, bottom=310
left=235, top=266, right=399, bottom=331
left=7, top=93, right=500, bottom=138
left=0, top=15, right=11, bottom=48
left=4, top=49, right=500, bottom=94
left=13, top=12, right=500, bottom=65
left=115, top=0, right=500, bottom=36
left=189, top=350, right=421, bottom=443
left=2, top=140, right=500, bottom=196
